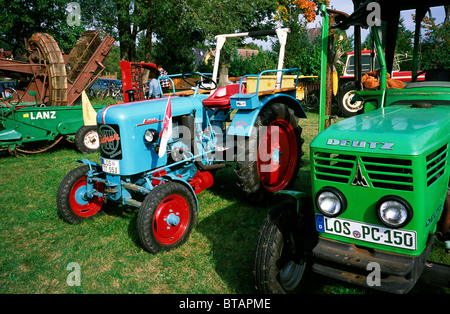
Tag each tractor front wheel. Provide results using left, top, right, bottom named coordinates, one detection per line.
left=254, top=202, right=312, bottom=294
left=57, top=165, right=104, bottom=224
left=137, top=182, right=198, bottom=253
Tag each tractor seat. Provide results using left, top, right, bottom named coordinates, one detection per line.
left=202, top=84, right=247, bottom=109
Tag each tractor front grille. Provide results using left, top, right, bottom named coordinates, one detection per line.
left=426, top=144, right=448, bottom=187
left=98, top=124, right=122, bottom=159
left=313, top=151, right=414, bottom=191
left=361, top=156, right=413, bottom=191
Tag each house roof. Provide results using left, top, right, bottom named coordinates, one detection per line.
left=237, top=49, right=259, bottom=58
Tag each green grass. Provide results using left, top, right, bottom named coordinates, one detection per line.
left=0, top=110, right=448, bottom=294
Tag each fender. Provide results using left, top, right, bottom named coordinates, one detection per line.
left=77, top=159, right=102, bottom=170
left=228, top=93, right=306, bottom=137
left=276, top=190, right=308, bottom=214
left=165, top=176, right=199, bottom=214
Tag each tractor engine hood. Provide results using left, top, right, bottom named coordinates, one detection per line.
left=96, top=96, right=207, bottom=126
left=312, top=104, right=450, bottom=156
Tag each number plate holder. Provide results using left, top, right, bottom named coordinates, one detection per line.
left=315, top=214, right=417, bottom=250
left=101, top=158, right=120, bottom=174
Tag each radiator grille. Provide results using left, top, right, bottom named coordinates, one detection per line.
left=313, top=152, right=413, bottom=191
left=361, top=156, right=413, bottom=191
left=426, top=144, right=448, bottom=187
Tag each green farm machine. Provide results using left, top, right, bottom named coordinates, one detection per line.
left=0, top=31, right=114, bottom=154
left=254, top=0, right=450, bottom=294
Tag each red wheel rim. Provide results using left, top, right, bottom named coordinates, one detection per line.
left=153, top=195, right=190, bottom=245
left=257, top=119, right=297, bottom=193
left=69, top=177, right=104, bottom=217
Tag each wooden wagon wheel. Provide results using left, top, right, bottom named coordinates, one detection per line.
left=27, top=33, right=68, bottom=106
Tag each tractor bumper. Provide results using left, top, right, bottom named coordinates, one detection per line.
left=311, top=235, right=434, bottom=294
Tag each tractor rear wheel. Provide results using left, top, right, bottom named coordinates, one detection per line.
left=57, top=165, right=104, bottom=224
left=234, top=102, right=303, bottom=197
left=337, top=81, right=363, bottom=117
left=137, top=182, right=198, bottom=253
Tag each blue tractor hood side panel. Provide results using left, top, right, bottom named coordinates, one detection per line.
left=96, top=96, right=207, bottom=176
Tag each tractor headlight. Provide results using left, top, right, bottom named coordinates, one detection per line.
left=144, top=129, right=159, bottom=143
left=315, top=187, right=347, bottom=217
left=376, top=196, right=412, bottom=228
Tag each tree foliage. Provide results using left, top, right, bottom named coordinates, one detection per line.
left=0, top=0, right=84, bottom=56
left=419, top=14, right=450, bottom=70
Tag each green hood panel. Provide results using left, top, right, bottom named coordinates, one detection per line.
left=312, top=105, right=450, bottom=156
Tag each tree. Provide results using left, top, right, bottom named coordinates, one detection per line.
left=272, top=0, right=328, bottom=76
left=419, top=13, right=450, bottom=70
left=0, top=0, right=84, bottom=57
left=184, top=0, right=277, bottom=85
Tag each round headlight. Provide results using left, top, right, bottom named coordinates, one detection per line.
left=315, top=188, right=346, bottom=217
left=144, top=129, right=158, bottom=143
left=376, top=196, right=412, bottom=228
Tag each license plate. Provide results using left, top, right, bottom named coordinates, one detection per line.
left=101, top=158, right=120, bottom=174
left=315, top=214, right=416, bottom=250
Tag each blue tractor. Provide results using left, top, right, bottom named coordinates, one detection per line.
left=56, top=29, right=308, bottom=253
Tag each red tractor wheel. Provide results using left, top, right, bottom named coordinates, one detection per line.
left=137, top=182, right=197, bottom=253
left=235, top=102, right=304, bottom=196
left=57, top=165, right=104, bottom=224
left=257, top=118, right=298, bottom=193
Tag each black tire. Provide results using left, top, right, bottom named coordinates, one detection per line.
left=137, top=182, right=198, bottom=253
left=75, top=125, right=100, bottom=154
left=234, top=102, right=303, bottom=196
left=254, top=202, right=312, bottom=294
left=57, top=165, right=104, bottom=224
left=337, top=82, right=364, bottom=117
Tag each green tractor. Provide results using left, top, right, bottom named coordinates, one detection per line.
left=254, top=0, right=450, bottom=294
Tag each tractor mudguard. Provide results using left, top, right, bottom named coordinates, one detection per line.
left=164, top=176, right=199, bottom=214
left=275, top=190, right=308, bottom=214
left=228, top=108, right=261, bottom=137
left=77, top=159, right=102, bottom=170
left=227, top=93, right=306, bottom=137
left=0, top=129, right=22, bottom=141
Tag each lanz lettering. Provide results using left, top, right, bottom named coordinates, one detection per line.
left=30, top=111, right=56, bottom=119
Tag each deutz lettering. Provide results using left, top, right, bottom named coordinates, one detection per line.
left=327, top=138, right=394, bottom=150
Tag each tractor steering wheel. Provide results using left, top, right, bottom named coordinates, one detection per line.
left=4, top=88, right=20, bottom=104
left=182, top=73, right=217, bottom=91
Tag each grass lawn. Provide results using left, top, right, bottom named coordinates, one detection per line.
left=0, top=108, right=448, bottom=294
